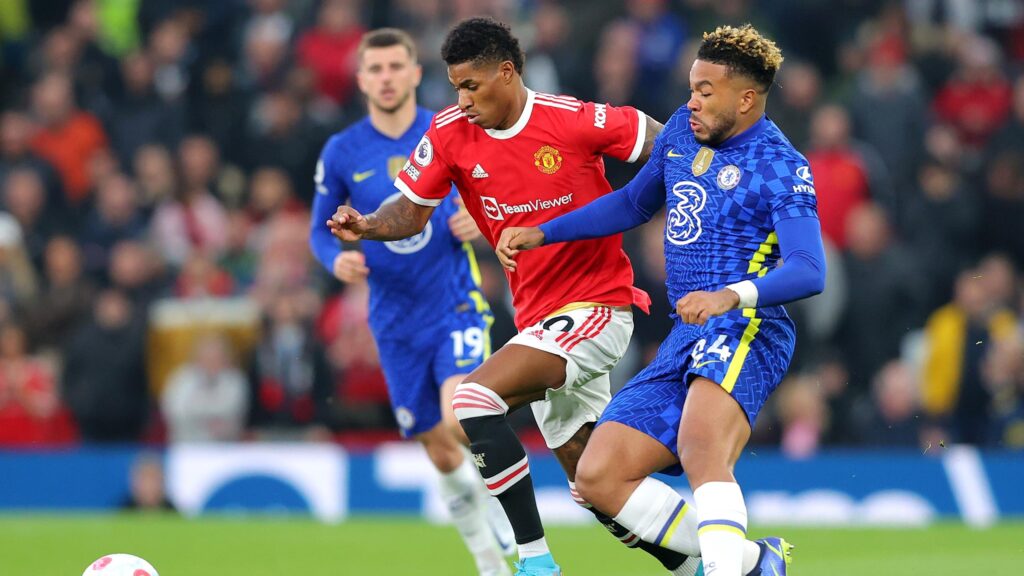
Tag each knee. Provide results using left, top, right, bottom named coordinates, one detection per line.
left=421, top=433, right=463, bottom=473
left=451, top=382, right=509, bottom=423
left=574, top=449, right=616, bottom=512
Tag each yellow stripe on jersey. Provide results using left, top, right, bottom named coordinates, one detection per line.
left=462, top=241, right=484, bottom=287
left=746, top=231, right=778, bottom=278
left=721, top=230, right=776, bottom=392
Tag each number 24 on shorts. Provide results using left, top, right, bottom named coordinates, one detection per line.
left=690, top=334, right=732, bottom=367
left=451, top=327, right=485, bottom=360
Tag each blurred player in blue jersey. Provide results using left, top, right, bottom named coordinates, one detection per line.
left=309, top=29, right=513, bottom=576
left=497, top=25, right=826, bottom=576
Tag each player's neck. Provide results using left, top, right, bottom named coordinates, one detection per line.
left=495, top=83, right=529, bottom=131
left=369, top=99, right=418, bottom=139
left=719, top=106, right=766, bottom=144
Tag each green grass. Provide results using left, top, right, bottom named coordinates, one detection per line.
left=1, top=514, right=1022, bottom=575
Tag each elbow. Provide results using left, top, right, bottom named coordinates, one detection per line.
left=808, top=273, right=825, bottom=297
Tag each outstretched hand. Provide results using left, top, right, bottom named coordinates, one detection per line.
left=496, top=226, right=545, bottom=271
left=327, top=206, right=370, bottom=242
left=675, top=288, right=740, bottom=325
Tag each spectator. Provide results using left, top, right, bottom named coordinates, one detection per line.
left=776, top=376, right=828, bottom=459
left=295, top=0, right=365, bottom=106
left=150, top=150, right=229, bottom=267
left=805, top=104, right=893, bottom=246
left=107, top=51, right=184, bottom=166
left=108, top=240, right=165, bottom=306
left=244, top=91, right=323, bottom=193
left=852, top=361, right=924, bottom=447
left=174, top=252, right=234, bottom=298
left=3, top=167, right=57, bottom=271
left=0, top=323, right=74, bottom=445
left=932, top=35, right=1013, bottom=150
left=63, top=289, right=149, bottom=442
left=0, top=212, right=38, bottom=312
left=249, top=292, right=331, bottom=434
left=78, top=173, right=147, bottom=276
left=836, top=203, right=927, bottom=390
left=162, top=333, right=249, bottom=443
left=0, top=111, right=67, bottom=223
left=922, top=266, right=1018, bottom=444
left=23, top=236, right=96, bottom=351
left=28, top=71, right=109, bottom=205
left=122, top=452, right=177, bottom=511
left=132, top=143, right=177, bottom=215
left=220, top=211, right=259, bottom=293
left=625, top=0, right=687, bottom=118
left=765, top=60, right=822, bottom=151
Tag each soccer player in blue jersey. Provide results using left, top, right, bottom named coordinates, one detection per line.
left=309, top=29, right=514, bottom=576
left=497, top=25, right=826, bottom=576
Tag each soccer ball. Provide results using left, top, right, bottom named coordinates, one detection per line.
left=82, top=554, right=159, bottom=576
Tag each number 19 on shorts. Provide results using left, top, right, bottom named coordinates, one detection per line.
left=451, top=327, right=485, bottom=362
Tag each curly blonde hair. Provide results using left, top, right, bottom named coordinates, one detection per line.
left=698, top=24, right=784, bottom=91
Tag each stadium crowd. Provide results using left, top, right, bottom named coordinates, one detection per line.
left=0, top=0, right=1023, bottom=454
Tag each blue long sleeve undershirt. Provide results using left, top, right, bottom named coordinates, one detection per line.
left=538, top=163, right=826, bottom=308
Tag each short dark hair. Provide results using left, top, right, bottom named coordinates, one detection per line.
left=697, top=24, right=784, bottom=92
left=358, top=28, right=417, bottom=62
left=441, top=17, right=524, bottom=74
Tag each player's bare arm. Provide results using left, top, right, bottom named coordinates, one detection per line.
left=328, top=194, right=434, bottom=241
left=496, top=226, right=544, bottom=271
left=636, top=114, right=665, bottom=163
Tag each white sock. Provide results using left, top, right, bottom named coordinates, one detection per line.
left=693, top=482, right=747, bottom=576
left=439, top=457, right=506, bottom=573
left=613, top=477, right=700, bottom=556
left=518, top=536, right=549, bottom=559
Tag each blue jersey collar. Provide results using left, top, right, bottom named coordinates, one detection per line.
left=715, top=114, right=770, bottom=150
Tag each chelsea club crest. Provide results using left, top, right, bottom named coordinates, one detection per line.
left=717, top=165, right=741, bottom=190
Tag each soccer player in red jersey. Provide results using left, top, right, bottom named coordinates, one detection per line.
left=328, top=16, right=702, bottom=576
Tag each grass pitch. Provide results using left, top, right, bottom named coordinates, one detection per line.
left=1, top=514, right=1021, bottom=575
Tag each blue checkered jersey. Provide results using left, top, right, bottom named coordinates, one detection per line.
left=541, top=107, right=822, bottom=319
left=309, top=108, right=485, bottom=336
left=651, top=109, right=819, bottom=318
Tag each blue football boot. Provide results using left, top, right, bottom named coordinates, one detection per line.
left=513, top=553, right=561, bottom=576
left=751, top=537, right=793, bottom=576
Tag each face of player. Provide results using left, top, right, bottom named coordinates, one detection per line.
left=686, top=59, right=758, bottom=146
left=357, top=45, right=422, bottom=114
left=448, top=60, right=517, bottom=130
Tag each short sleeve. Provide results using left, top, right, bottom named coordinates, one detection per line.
left=576, top=101, right=646, bottom=163
left=395, top=125, right=455, bottom=207
left=763, top=157, right=820, bottom=227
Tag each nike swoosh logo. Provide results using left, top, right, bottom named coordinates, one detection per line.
left=692, top=359, right=723, bottom=369
left=353, top=170, right=376, bottom=183
left=667, top=149, right=684, bottom=158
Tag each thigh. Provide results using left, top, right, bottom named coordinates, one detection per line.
left=684, top=312, right=797, bottom=427
left=464, top=343, right=568, bottom=409
left=377, top=340, right=441, bottom=438
left=511, top=306, right=634, bottom=449
left=434, top=309, right=493, bottom=385
left=579, top=420, right=678, bottom=483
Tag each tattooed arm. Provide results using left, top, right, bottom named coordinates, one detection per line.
left=327, top=195, right=434, bottom=241
left=635, top=114, right=664, bottom=164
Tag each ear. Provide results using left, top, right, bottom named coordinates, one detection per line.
left=412, top=63, right=423, bottom=89
left=500, top=60, right=516, bottom=84
left=738, top=88, right=758, bottom=114
left=356, top=67, right=369, bottom=96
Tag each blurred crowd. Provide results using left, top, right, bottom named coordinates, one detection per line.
left=1, top=0, right=1023, bottom=455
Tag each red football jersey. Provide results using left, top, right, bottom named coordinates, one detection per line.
left=395, top=89, right=650, bottom=329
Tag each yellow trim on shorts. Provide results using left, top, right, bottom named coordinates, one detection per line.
left=720, top=230, right=776, bottom=392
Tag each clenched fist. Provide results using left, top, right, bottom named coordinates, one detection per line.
left=448, top=195, right=481, bottom=242
left=675, top=288, right=740, bottom=325
left=333, top=251, right=369, bottom=283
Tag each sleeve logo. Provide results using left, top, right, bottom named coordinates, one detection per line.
left=796, top=165, right=813, bottom=183
left=414, top=135, right=433, bottom=167
left=593, top=103, right=607, bottom=129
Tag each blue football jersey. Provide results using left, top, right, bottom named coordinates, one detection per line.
left=651, top=108, right=819, bottom=320
left=310, top=108, right=486, bottom=338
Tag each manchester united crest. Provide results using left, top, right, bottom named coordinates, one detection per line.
left=534, top=145, right=563, bottom=175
